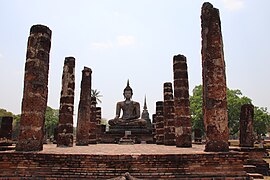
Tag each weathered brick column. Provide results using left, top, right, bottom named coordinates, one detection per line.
left=89, top=97, right=97, bottom=144
left=155, top=101, right=164, bottom=145
left=201, top=2, right=229, bottom=152
left=76, top=67, right=92, bottom=146
left=16, top=25, right=52, bottom=151
left=96, top=107, right=102, bottom=142
left=0, top=116, right=13, bottom=141
left=96, top=107, right=101, bottom=125
left=240, top=104, right=254, bottom=147
left=152, top=114, right=157, bottom=143
left=57, top=57, right=75, bottom=147
left=173, top=54, right=192, bottom=147
left=163, top=82, right=175, bottom=146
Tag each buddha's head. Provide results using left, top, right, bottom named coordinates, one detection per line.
left=123, top=80, right=133, bottom=99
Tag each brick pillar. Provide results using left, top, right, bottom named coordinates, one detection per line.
left=240, top=104, right=254, bottom=147
left=89, top=97, right=97, bottom=144
left=57, top=57, right=75, bottom=147
left=155, top=101, right=164, bottom=145
left=96, top=107, right=101, bottom=125
left=201, top=2, right=229, bottom=152
left=152, top=114, right=157, bottom=143
left=96, top=107, right=102, bottom=142
left=16, top=25, right=52, bottom=151
left=163, top=82, right=175, bottom=146
left=0, top=116, right=13, bottom=140
left=76, top=67, right=92, bottom=146
left=173, top=54, right=192, bottom=147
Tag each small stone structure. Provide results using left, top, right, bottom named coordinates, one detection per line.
left=173, top=54, right=192, bottom=147
left=16, top=24, right=52, bottom=151
left=201, top=2, right=229, bottom=152
left=141, top=96, right=152, bottom=129
left=89, top=97, right=97, bottom=144
left=76, top=67, right=92, bottom=146
left=155, top=101, right=164, bottom=145
left=0, top=116, right=13, bottom=143
left=240, top=104, right=254, bottom=147
left=163, top=82, right=175, bottom=146
left=57, top=57, right=75, bottom=147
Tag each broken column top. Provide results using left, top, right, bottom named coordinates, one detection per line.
left=65, top=56, right=75, bottom=63
left=83, top=66, right=92, bottom=73
left=173, top=54, right=186, bottom=63
left=30, top=24, right=52, bottom=37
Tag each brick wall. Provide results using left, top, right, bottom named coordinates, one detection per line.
left=0, top=151, right=249, bottom=179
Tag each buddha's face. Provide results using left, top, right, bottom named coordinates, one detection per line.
left=124, top=90, right=132, bottom=99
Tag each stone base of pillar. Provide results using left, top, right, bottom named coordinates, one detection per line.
left=205, top=140, right=229, bottom=152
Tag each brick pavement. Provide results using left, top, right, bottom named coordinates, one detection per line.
left=37, top=143, right=206, bottom=155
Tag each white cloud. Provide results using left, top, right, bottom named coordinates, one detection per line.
left=222, top=0, right=244, bottom=11
left=90, top=41, right=113, bottom=50
left=117, top=36, right=136, bottom=46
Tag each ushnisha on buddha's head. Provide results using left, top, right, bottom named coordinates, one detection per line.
left=123, top=80, right=133, bottom=99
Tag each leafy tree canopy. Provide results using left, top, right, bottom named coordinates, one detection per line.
left=190, top=85, right=270, bottom=137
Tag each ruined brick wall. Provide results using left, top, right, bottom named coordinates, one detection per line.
left=173, top=54, right=192, bottom=147
left=155, top=101, right=164, bottom=145
left=76, top=67, right=92, bottom=146
left=57, top=57, right=75, bottom=147
left=240, top=104, right=254, bottom=147
left=16, top=24, right=52, bottom=151
left=201, top=2, right=229, bottom=152
left=163, top=82, right=175, bottom=146
left=0, top=151, right=249, bottom=179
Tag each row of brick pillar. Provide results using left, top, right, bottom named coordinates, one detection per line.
left=153, top=55, right=192, bottom=148
left=15, top=25, right=101, bottom=151
left=153, top=2, right=255, bottom=151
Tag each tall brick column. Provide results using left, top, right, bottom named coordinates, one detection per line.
left=201, top=2, right=229, bottom=152
left=89, top=97, right=97, bottom=144
left=152, top=114, right=157, bottom=143
left=96, top=107, right=101, bottom=125
left=16, top=25, right=52, bottom=151
left=57, top=57, right=75, bottom=147
left=163, top=82, right=175, bottom=146
left=173, top=54, right=192, bottom=147
left=155, top=101, right=164, bottom=145
left=76, top=67, right=92, bottom=146
left=0, top=116, right=13, bottom=141
left=240, top=104, right=254, bottom=147
left=96, top=107, right=102, bottom=142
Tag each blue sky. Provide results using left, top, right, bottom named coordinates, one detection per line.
left=0, top=0, right=269, bottom=122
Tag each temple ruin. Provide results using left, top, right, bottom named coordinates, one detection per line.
left=76, top=67, right=92, bottom=146
left=201, top=2, right=229, bottom=152
left=163, top=82, right=176, bottom=146
left=173, top=54, right=192, bottom=147
left=57, top=57, right=75, bottom=147
left=16, top=25, right=52, bottom=151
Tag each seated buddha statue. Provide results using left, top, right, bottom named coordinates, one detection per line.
left=108, top=81, right=147, bottom=127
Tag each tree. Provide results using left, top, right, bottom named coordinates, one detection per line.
left=91, top=89, right=103, bottom=104
left=44, top=106, right=59, bottom=139
left=190, top=85, right=204, bottom=134
left=254, top=107, right=270, bottom=139
left=190, top=85, right=270, bottom=137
